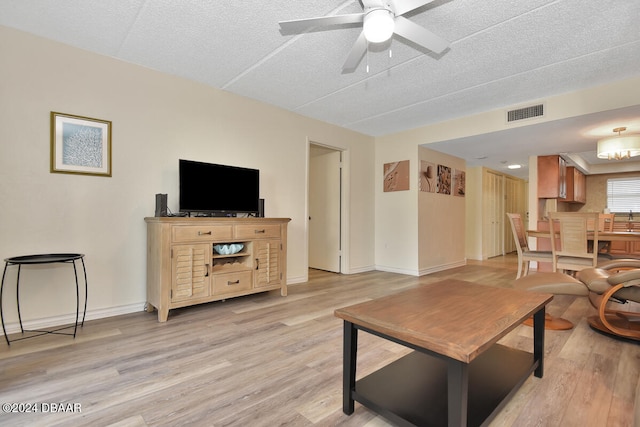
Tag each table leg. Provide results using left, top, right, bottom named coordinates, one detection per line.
left=1, top=263, right=9, bottom=345
left=16, top=265, right=23, bottom=333
left=533, top=306, right=545, bottom=378
left=447, top=358, right=469, bottom=427
left=80, top=257, right=88, bottom=325
left=72, top=260, right=80, bottom=337
left=343, top=320, right=358, bottom=415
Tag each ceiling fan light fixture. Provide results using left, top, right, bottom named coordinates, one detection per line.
left=596, top=127, right=640, bottom=160
left=363, top=9, right=395, bottom=43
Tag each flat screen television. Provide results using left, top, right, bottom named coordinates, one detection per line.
left=179, top=159, right=260, bottom=215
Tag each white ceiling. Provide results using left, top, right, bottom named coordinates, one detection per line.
left=1, top=0, right=640, bottom=179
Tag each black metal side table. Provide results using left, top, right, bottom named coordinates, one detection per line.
left=1, top=254, right=88, bottom=345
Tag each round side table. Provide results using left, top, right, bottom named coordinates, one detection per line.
left=1, top=253, right=88, bottom=345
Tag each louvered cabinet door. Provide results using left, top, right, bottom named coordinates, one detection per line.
left=254, top=240, right=281, bottom=288
left=171, top=244, right=210, bottom=301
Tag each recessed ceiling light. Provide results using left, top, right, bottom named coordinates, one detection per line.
left=507, top=164, right=522, bottom=169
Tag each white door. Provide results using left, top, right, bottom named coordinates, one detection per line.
left=309, top=147, right=341, bottom=272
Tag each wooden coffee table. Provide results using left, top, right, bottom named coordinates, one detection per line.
left=334, top=279, right=552, bottom=427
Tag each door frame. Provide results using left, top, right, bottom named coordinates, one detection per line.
left=305, top=139, right=350, bottom=277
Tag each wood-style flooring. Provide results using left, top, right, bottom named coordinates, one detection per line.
left=0, top=254, right=638, bottom=427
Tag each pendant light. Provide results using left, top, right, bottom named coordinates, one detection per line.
left=596, top=127, right=640, bottom=160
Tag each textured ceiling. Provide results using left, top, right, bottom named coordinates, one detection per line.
left=1, top=0, right=639, bottom=178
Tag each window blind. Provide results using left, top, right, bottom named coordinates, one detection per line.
left=607, top=177, right=640, bottom=213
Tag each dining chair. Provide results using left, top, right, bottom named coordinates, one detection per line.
left=549, top=211, right=608, bottom=273
left=506, top=213, right=552, bottom=279
left=597, top=213, right=615, bottom=253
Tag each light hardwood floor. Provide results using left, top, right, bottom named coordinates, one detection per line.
left=0, top=255, right=638, bottom=427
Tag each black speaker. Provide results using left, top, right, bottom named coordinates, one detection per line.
left=258, top=199, right=265, bottom=217
left=155, top=194, right=168, bottom=217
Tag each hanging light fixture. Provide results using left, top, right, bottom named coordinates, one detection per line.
left=596, top=127, right=640, bottom=160
left=363, top=8, right=395, bottom=43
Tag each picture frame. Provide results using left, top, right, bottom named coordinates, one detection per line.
left=453, top=169, right=466, bottom=197
left=383, top=160, right=410, bottom=192
left=419, top=160, right=436, bottom=193
left=50, top=112, right=112, bottom=177
left=437, top=164, right=451, bottom=195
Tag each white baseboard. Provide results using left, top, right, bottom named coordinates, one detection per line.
left=375, top=265, right=420, bottom=276
left=376, top=260, right=467, bottom=277
left=2, top=303, right=145, bottom=335
left=287, top=274, right=308, bottom=285
left=345, top=265, right=375, bottom=274
left=418, top=259, right=467, bottom=276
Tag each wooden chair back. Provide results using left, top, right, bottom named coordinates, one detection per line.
left=549, top=212, right=600, bottom=272
left=506, top=212, right=528, bottom=253
left=599, top=213, right=615, bottom=232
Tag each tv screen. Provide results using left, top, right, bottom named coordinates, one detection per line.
left=179, top=159, right=260, bottom=215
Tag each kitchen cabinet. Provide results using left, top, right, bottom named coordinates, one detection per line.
left=563, top=166, right=586, bottom=204
left=609, top=219, right=640, bottom=256
left=537, top=155, right=566, bottom=199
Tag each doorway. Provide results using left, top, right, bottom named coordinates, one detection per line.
left=308, top=143, right=342, bottom=273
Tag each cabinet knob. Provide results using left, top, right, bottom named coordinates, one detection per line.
left=227, top=280, right=240, bottom=286
left=198, top=231, right=212, bottom=236
left=254, top=229, right=266, bottom=234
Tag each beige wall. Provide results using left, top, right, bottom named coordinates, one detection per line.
left=418, top=147, right=466, bottom=273
left=374, top=139, right=420, bottom=273
left=373, top=142, right=465, bottom=275
left=0, top=26, right=375, bottom=328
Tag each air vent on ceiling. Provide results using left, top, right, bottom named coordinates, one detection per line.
left=506, top=104, right=544, bottom=123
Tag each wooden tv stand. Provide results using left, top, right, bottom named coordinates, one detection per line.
left=144, top=217, right=290, bottom=322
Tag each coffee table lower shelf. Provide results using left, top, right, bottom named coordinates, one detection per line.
left=352, top=344, right=537, bottom=427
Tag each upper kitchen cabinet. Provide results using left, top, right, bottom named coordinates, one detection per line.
left=563, top=166, right=586, bottom=204
left=538, top=155, right=567, bottom=199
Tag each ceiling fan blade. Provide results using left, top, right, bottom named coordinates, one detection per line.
left=361, top=0, right=385, bottom=8
left=279, top=13, right=364, bottom=34
left=393, top=16, right=449, bottom=54
left=342, top=31, right=368, bottom=73
left=392, top=0, right=437, bottom=16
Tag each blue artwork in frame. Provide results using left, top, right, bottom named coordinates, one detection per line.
left=51, top=112, right=112, bottom=176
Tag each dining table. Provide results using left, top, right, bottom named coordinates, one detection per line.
left=526, top=228, right=640, bottom=271
left=527, top=229, right=640, bottom=242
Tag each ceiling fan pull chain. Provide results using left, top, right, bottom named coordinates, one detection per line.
left=366, top=41, right=370, bottom=73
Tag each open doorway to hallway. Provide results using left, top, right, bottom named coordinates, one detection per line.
left=309, top=143, right=342, bottom=273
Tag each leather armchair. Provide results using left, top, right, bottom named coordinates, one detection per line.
left=513, top=259, right=640, bottom=339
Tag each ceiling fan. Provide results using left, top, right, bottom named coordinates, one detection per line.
left=278, top=0, right=449, bottom=73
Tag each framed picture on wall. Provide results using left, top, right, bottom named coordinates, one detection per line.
left=453, top=169, right=466, bottom=196
left=437, top=164, right=451, bottom=195
left=383, top=160, right=410, bottom=192
left=50, top=111, right=112, bottom=177
left=419, top=161, right=436, bottom=193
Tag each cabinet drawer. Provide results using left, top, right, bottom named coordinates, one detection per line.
left=211, top=271, right=252, bottom=295
left=235, top=224, right=281, bottom=239
left=172, top=225, right=233, bottom=242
